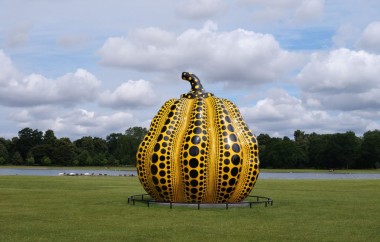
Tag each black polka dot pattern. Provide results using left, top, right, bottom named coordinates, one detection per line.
left=136, top=73, right=260, bottom=203
left=180, top=98, right=209, bottom=203
left=136, top=99, right=177, bottom=201
left=208, top=97, right=244, bottom=203
left=148, top=98, right=190, bottom=202
left=222, top=98, right=260, bottom=202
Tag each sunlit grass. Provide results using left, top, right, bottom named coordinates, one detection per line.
left=0, top=176, right=379, bottom=241
left=260, top=168, right=380, bottom=173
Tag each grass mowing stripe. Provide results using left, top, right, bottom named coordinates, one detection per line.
left=0, top=176, right=379, bottom=242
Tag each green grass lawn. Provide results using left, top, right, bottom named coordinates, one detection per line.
left=259, top=168, right=380, bottom=173
left=0, top=176, right=379, bottom=242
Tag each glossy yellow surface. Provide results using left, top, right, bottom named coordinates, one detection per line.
left=136, top=73, right=259, bottom=203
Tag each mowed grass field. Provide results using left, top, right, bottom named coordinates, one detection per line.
left=0, top=176, right=379, bottom=242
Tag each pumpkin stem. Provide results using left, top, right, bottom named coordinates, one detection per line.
left=181, top=72, right=213, bottom=99
left=182, top=72, right=205, bottom=94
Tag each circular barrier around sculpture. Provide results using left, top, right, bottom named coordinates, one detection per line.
left=128, top=194, right=273, bottom=209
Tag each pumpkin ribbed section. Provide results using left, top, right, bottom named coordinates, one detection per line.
left=136, top=95, right=259, bottom=203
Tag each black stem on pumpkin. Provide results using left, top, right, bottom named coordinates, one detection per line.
left=181, top=72, right=213, bottom=99
left=182, top=72, right=206, bottom=94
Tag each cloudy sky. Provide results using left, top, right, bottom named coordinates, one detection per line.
left=0, top=0, right=379, bottom=140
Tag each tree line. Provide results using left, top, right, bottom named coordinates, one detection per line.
left=0, top=127, right=379, bottom=169
left=0, top=127, right=147, bottom=167
left=258, top=130, right=380, bottom=169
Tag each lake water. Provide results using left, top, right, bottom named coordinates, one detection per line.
left=260, top=172, right=380, bottom=179
left=0, top=168, right=379, bottom=179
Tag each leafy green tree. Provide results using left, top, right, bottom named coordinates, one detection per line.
left=74, top=136, right=108, bottom=166
left=0, top=137, right=11, bottom=156
left=107, top=155, right=119, bottom=166
left=257, top=134, right=281, bottom=168
left=331, top=131, right=360, bottom=169
left=308, top=132, right=360, bottom=169
left=125, top=127, right=148, bottom=141
left=106, top=133, right=123, bottom=155
left=51, top=138, right=76, bottom=166
left=93, top=153, right=108, bottom=166
left=308, top=133, right=330, bottom=168
left=11, top=151, right=23, bottom=165
left=30, top=144, right=55, bottom=165
left=42, top=156, right=52, bottom=166
left=0, top=137, right=8, bottom=146
left=106, top=127, right=147, bottom=166
left=266, top=137, right=307, bottom=168
left=74, top=136, right=95, bottom=155
left=0, top=143, right=8, bottom=164
left=294, top=130, right=310, bottom=168
left=93, top=137, right=108, bottom=155
left=8, top=137, right=18, bottom=159
left=85, top=156, right=93, bottom=166
left=43, top=129, right=57, bottom=145
left=26, top=152, right=35, bottom=165
left=359, top=130, right=380, bottom=168
left=72, top=159, right=79, bottom=166
left=115, top=135, right=133, bottom=165
left=122, top=127, right=148, bottom=165
left=15, top=128, right=43, bottom=160
left=77, top=150, right=92, bottom=166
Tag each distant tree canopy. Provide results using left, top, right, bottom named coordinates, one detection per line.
left=0, top=127, right=379, bottom=169
left=258, top=130, right=380, bottom=169
left=0, top=127, right=147, bottom=167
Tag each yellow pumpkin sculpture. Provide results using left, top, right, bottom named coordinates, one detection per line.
left=136, top=72, right=259, bottom=203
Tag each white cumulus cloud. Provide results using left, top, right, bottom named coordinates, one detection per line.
left=99, top=79, right=158, bottom=108
left=0, top=50, right=19, bottom=83
left=240, top=88, right=377, bottom=137
left=54, top=109, right=136, bottom=137
left=357, top=21, right=380, bottom=53
left=176, top=0, right=227, bottom=19
left=98, top=21, right=301, bottom=85
left=9, top=107, right=137, bottom=139
left=332, top=24, right=360, bottom=48
left=296, top=48, right=380, bottom=111
left=0, top=50, right=100, bottom=107
left=294, top=0, right=324, bottom=23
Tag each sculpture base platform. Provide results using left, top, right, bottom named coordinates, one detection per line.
left=128, top=194, right=273, bottom=209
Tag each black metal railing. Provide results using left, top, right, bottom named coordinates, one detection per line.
left=128, top=194, right=273, bottom=209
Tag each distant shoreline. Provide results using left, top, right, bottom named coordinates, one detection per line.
left=0, top=165, right=136, bottom=171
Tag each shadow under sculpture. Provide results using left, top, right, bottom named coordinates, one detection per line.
left=136, top=72, right=260, bottom=203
